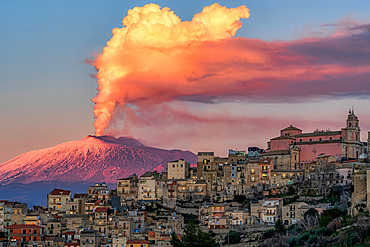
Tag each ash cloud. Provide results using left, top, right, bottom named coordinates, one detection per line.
left=90, top=3, right=370, bottom=144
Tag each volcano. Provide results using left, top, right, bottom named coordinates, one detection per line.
left=0, top=135, right=196, bottom=185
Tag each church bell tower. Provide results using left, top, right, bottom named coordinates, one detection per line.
left=341, top=108, right=362, bottom=160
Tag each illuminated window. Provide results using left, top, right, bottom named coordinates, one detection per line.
left=251, top=169, right=255, bottom=174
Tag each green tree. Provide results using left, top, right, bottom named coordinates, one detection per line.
left=170, top=222, right=219, bottom=247
left=304, top=208, right=319, bottom=219
left=287, top=185, right=296, bottom=195
left=224, top=231, right=241, bottom=244
left=319, top=208, right=346, bottom=227
left=274, top=218, right=286, bottom=232
left=170, top=231, right=183, bottom=247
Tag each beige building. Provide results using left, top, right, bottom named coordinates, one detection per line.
left=251, top=198, right=283, bottom=224
left=167, top=159, right=190, bottom=180
left=231, top=210, right=249, bottom=226
left=117, top=174, right=139, bottom=201
left=80, top=230, right=100, bottom=247
left=93, top=207, right=109, bottom=236
left=281, top=202, right=308, bottom=225
left=197, top=152, right=215, bottom=180
left=112, top=236, right=128, bottom=247
left=47, top=189, right=72, bottom=212
left=261, top=198, right=283, bottom=224
left=138, top=172, right=159, bottom=201
left=176, top=179, right=207, bottom=202
left=367, top=168, right=370, bottom=211
left=162, top=180, right=178, bottom=208
left=263, top=150, right=291, bottom=170
left=351, top=166, right=368, bottom=215
left=247, top=161, right=260, bottom=188
left=46, top=220, right=62, bottom=236
left=199, top=204, right=229, bottom=229
left=63, top=214, right=89, bottom=232
left=270, top=169, right=304, bottom=187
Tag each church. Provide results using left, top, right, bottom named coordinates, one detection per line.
left=264, top=109, right=368, bottom=169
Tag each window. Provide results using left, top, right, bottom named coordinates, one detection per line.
left=330, top=137, right=332, bottom=140
left=251, top=169, right=255, bottom=174
left=173, top=165, right=175, bottom=168
left=300, top=139, right=302, bottom=142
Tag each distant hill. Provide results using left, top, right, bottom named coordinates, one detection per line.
left=0, top=135, right=197, bottom=185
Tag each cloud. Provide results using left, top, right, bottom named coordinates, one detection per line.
left=90, top=3, right=370, bottom=148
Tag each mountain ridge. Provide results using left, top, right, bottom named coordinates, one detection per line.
left=0, top=135, right=196, bottom=185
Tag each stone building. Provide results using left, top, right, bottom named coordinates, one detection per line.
left=281, top=202, right=308, bottom=225
left=117, top=174, right=139, bottom=201
left=167, top=159, right=190, bottom=180
left=196, top=152, right=215, bottom=180
left=266, top=109, right=365, bottom=164
left=47, top=189, right=72, bottom=212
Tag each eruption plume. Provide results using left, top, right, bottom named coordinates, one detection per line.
left=92, top=3, right=250, bottom=136
left=92, top=3, right=370, bottom=140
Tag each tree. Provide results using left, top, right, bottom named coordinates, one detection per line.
left=170, top=222, right=219, bottom=247
left=224, top=231, right=241, bottom=244
left=287, top=185, right=296, bottom=195
left=304, top=208, right=319, bottom=219
left=319, top=208, right=346, bottom=227
left=274, top=219, right=286, bottom=232
left=170, top=231, right=183, bottom=247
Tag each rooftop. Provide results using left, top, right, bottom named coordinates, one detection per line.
left=281, top=125, right=302, bottom=131
left=127, top=239, right=152, bottom=244
left=7, top=224, right=44, bottom=229
left=49, top=188, right=71, bottom=196
left=95, top=207, right=109, bottom=212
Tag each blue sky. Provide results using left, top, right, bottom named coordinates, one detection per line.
left=1, top=0, right=370, bottom=163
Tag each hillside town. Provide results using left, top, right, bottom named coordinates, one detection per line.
left=0, top=110, right=370, bottom=247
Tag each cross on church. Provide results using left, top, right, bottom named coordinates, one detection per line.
left=312, top=148, right=317, bottom=154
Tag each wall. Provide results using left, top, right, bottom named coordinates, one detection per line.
left=299, top=142, right=341, bottom=162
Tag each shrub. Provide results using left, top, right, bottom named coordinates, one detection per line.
left=262, top=229, right=275, bottom=239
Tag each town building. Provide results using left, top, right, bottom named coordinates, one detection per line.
left=266, top=110, right=364, bottom=164
left=167, top=159, right=190, bottom=180
left=47, top=189, right=72, bottom=212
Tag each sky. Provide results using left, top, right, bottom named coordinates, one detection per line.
left=1, top=0, right=370, bottom=163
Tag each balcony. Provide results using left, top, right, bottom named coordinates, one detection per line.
left=265, top=212, right=276, bottom=215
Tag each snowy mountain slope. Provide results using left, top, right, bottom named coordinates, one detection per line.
left=0, top=135, right=196, bottom=185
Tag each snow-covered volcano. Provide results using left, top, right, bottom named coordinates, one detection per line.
left=0, top=135, right=196, bottom=185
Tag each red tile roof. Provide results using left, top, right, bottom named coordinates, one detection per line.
left=95, top=207, right=109, bottom=212
left=64, top=243, right=80, bottom=246
left=127, top=239, right=152, bottom=244
left=7, top=224, right=44, bottom=229
left=73, top=193, right=88, bottom=199
left=49, top=188, right=71, bottom=196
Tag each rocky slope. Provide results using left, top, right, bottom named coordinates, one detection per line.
left=0, top=135, right=196, bottom=185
